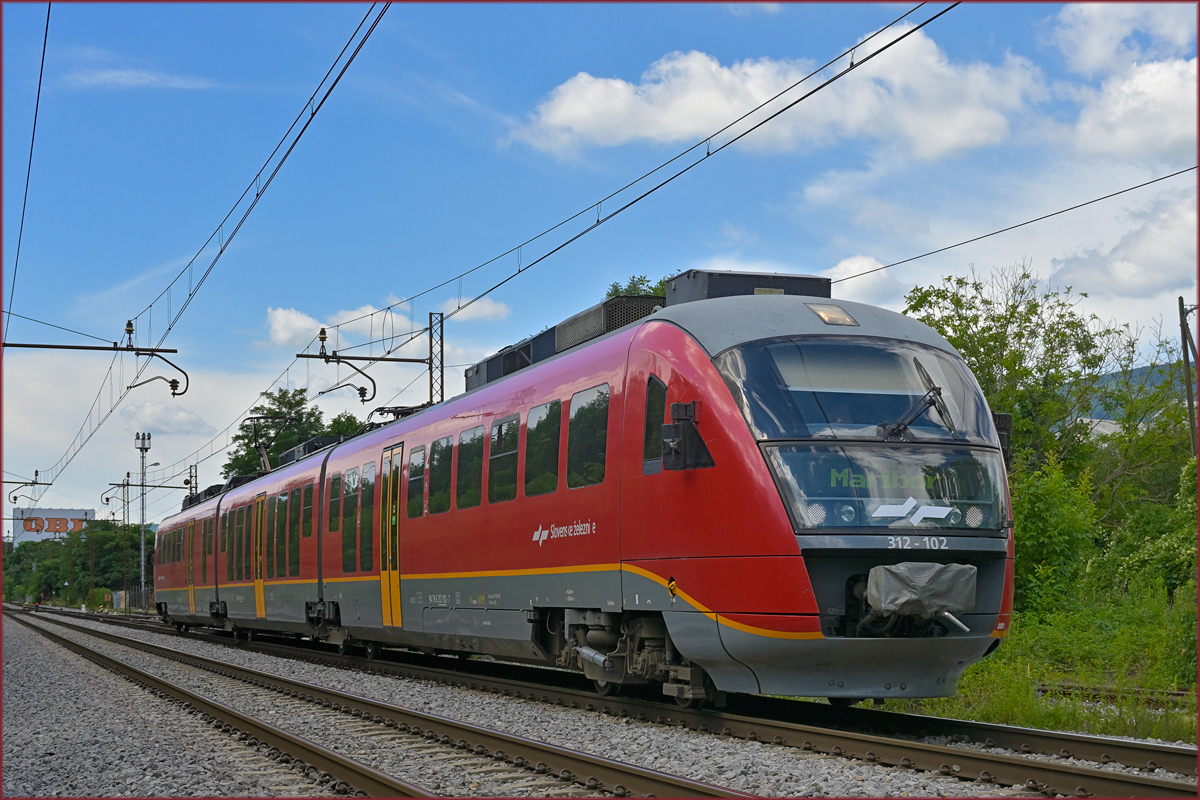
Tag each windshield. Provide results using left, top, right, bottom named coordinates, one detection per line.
left=765, top=444, right=1007, bottom=532
left=715, top=336, right=998, bottom=446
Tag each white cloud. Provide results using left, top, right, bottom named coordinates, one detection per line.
left=510, top=27, right=1045, bottom=162
left=688, top=254, right=799, bottom=274
left=119, top=401, right=216, bottom=436
left=1074, top=58, right=1197, bottom=166
left=1050, top=189, right=1198, bottom=299
left=266, top=307, right=322, bottom=348
left=1052, top=4, right=1197, bottom=77
left=853, top=197, right=931, bottom=238
left=64, top=68, right=218, bottom=90
left=441, top=296, right=511, bottom=322
left=823, top=255, right=908, bottom=309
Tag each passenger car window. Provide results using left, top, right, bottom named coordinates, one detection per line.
left=525, top=400, right=561, bottom=496
left=235, top=506, right=246, bottom=582
left=266, top=495, right=277, bottom=579
left=407, top=447, right=426, bottom=518
left=644, top=376, right=667, bottom=465
left=328, top=473, right=342, bottom=533
left=301, top=482, right=313, bottom=538
left=428, top=437, right=453, bottom=514
left=568, top=384, right=609, bottom=488
left=274, top=492, right=287, bottom=577
left=342, top=467, right=361, bottom=573
left=360, top=462, right=375, bottom=571
left=288, top=487, right=301, bottom=576
left=457, top=426, right=484, bottom=508
left=488, top=415, right=519, bottom=503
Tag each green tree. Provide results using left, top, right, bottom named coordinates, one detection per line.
left=222, top=388, right=327, bottom=478
left=328, top=410, right=363, bottom=437
left=904, top=263, right=1191, bottom=529
left=1011, top=454, right=1097, bottom=615
left=903, top=262, right=1119, bottom=472
left=605, top=274, right=671, bottom=299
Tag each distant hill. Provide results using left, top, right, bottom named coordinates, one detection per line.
left=1084, top=363, right=1181, bottom=421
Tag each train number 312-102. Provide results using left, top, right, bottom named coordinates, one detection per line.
left=887, top=535, right=949, bottom=550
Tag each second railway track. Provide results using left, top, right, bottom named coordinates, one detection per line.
left=18, top=607, right=1198, bottom=797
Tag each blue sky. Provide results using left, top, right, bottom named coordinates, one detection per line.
left=3, top=2, right=1196, bottom=528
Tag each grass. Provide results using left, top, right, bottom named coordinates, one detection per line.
left=875, top=579, right=1197, bottom=743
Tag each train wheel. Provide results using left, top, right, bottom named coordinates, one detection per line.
left=337, top=639, right=351, bottom=656
left=674, top=694, right=705, bottom=709
left=827, top=697, right=861, bottom=708
left=244, top=628, right=255, bottom=642
left=592, top=679, right=620, bottom=697
left=365, top=642, right=380, bottom=660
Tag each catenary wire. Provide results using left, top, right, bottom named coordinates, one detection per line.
left=6, top=2, right=53, bottom=344
left=322, top=2, right=933, bottom=340
left=142, top=3, right=952, bottom=487
left=27, top=3, right=391, bottom=504
left=1, top=310, right=113, bottom=343
left=831, top=165, right=1199, bottom=284
left=431, top=4, right=961, bottom=328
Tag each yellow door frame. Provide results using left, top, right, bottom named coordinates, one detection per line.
left=380, top=444, right=403, bottom=628
left=253, top=494, right=266, bottom=618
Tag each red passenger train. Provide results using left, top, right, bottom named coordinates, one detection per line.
left=155, top=270, right=1014, bottom=705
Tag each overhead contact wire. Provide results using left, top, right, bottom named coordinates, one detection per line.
left=6, top=2, right=53, bottom=344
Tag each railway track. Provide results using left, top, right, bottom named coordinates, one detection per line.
left=21, top=606, right=1198, bottom=797
left=9, top=610, right=752, bottom=798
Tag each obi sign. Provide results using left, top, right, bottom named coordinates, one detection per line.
left=13, top=509, right=95, bottom=541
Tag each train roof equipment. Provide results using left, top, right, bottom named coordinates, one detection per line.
left=464, top=269, right=833, bottom=391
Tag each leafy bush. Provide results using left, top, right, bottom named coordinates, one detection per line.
left=1011, top=454, right=1097, bottom=615
left=1091, top=458, right=1197, bottom=600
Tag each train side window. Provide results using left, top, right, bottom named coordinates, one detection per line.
left=289, top=486, right=301, bottom=577
left=407, top=446, right=426, bottom=518
left=489, top=414, right=519, bottom=503
left=427, top=437, right=453, bottom=514
left=234, top=507, right=245, bottom=582
left=241, top=506, right=251, bottom=582
left=224, top=512, right=232, bottom=581
left=643, top=376, right=667, bottom=475
left=301, top=483, right=314, bottom=538
left=525, top=400, right=561, bottom=497
left=328, top=473, right=342, bottom=533
left=274, top=492, right=287, bottom=578
left=266, top=495, right=277, bottom=579
left=568, top=384, right=610, bottom=488
left=360, top=462, right=375, bottom=571
left=342, top=467, right=361, bottom=572
left=456, top=426, right=484, bottom=508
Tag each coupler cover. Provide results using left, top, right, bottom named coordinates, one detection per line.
left=867, top=562, right=977, bottom=619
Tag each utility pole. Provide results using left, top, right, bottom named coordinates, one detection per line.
left=135, top=432, right=151, bottom=597
left=1180, top=297, right=1197, bottom=456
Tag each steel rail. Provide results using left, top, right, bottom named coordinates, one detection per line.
left=32, top=606, right=1198, bottom=796
left=20, top=611, right=754, bottom=799
left=8, top=612, right=434, bottom=797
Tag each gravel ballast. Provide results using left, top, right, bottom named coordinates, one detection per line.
left=2, top=618, right=340, bottom=797
left=3, top=613, right=1056, bottom=797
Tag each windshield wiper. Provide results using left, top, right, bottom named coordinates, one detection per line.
left=877, top=358, right=958, bottom=441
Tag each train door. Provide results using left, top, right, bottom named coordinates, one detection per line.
left=379, top=444, right=403, bottom=628
left=186, top=520, right=196, bottom=615
left=253, top=494, right=266, bottom=618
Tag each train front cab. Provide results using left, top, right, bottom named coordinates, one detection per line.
left=618, top=298, right=1015, bottom=701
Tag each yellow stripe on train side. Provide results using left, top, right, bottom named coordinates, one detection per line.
left=401, top=563, right=621, bottom=581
